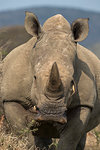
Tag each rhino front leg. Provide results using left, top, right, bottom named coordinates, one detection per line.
left=34, top=136, right=52, bottom=150
left=57, top=107, right=91, bottom=150
left=3, top=102, right=36, bottom=150
left=76, top=133, right=87, bottom=150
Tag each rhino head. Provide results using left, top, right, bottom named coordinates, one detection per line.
left=25, top=12, right=89, bottom=123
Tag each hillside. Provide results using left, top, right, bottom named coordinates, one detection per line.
left=0, top=7, right=100, bottom=48
left=0, top=26, right=32, bottom=58
left=89, top=43, right=100, bottom=59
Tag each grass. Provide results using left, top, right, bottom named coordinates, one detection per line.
left=0, top=115, right=57, bottom=150
left=94, top=129, right=100, bottom=145
left=0, top=115, right=100, bottom=150
left=0, top=115, right=29, bottom=150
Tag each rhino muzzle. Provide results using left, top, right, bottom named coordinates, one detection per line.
left=32, top=105, right=67, bottom=124
left=31, top=62, right=67, bottom=124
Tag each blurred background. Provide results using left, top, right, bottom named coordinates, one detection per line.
left=0, top=0, right=100, bottom=58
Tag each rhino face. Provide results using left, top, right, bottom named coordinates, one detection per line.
left=25, top=12, right=89, bottom=123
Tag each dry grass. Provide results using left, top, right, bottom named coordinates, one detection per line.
left=0, top=115, right=100, bottom=150
left=0, top=116, right=56, bottom=150
left=0, top=131, right=29, bottom=150
left=0, top=116, right=29, bottom=150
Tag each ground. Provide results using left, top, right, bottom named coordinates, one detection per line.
left=0, top=115, right=100, bottom=150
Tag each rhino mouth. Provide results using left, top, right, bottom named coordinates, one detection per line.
left=30, top=105, right=67, bottom=124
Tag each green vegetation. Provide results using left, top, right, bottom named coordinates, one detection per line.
left=94, top=129, right=100, bottom=145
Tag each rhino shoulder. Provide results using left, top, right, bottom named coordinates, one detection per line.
left=3, top=37, right=37, bottom=71
left=3, top=37, right=36, bottom=61
left=77, top=44, right=100, bottom=70
left=77, top=44, right=100, bottom=99
left=1, top=37, right=36, bottom=102
left=77, top=44, right=100, bottom=61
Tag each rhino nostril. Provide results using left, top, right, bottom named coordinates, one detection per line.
left=34, top=75, right=37, bottom=80
left=36, top=106, right=39, bottom=111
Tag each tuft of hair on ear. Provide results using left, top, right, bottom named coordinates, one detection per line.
left=25, top=11, right=42, bottom=37
left=71, top=18, right=89, bottom=42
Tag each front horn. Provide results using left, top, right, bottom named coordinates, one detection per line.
left=45, top=62, right=64, bottom=99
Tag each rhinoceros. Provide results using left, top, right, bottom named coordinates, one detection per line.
left=1, top=12, right=100, bottom=150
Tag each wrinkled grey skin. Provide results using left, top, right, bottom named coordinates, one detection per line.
left=0, top=26, right=31, bottom=116
left=1, top=12, right=100, bottom=150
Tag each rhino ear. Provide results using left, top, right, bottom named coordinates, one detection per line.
left=25, top=11, right=42, bottom=37
left=71, top=18, right=89, bottom=42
